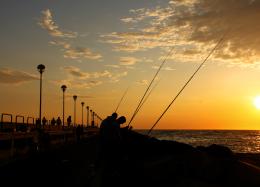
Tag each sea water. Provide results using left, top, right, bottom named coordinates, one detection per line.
left=137, top=130, right=260, bottom=153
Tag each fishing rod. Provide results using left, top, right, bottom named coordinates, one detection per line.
left=114, top=86, right=130, bottom=113
left=127, top=47, right=175, bottom=126
left=134, top=79, right=161, bottom=119
left=148, top=33, right=228, bottom=135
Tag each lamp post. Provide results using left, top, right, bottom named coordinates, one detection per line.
left=37, top=64, right=45, bottom=128
left=86, top=106, right=89, bottom=126
left=92, top=110, right=95, bottom=127
left=73, top=95, right=77, bottom=125
left=93, top=112, right=95, bottom=127
left=81, top=102, right=85, bottom=126
left=61, top=85, right=67, bottom=127
left=90, top=109, right=93, bottom=127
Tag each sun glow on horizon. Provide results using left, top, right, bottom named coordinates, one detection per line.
left=254, top=96, right=260, bottom=110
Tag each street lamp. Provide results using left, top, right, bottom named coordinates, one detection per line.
left=91, top=110, right=95, bottom=127
left=37, top=64, right=45, bottom=128
left=61, top=85, right=67, bottom=127
left=81, top=102, right=85, bottom=126
left=93, top=112, right=95, bottom=127
left=90, top=109, right=93, bottom=127
left=73, top=95, right=77, bottom=125
left=86, top=106, right=89, bottom=126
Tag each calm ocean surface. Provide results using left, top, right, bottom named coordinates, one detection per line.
left=137, top=130, right=260, bottom=153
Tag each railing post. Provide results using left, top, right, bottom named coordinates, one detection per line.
left=1, top=113, right=13, bottom=131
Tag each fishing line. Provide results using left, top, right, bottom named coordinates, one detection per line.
left=148, top=32, right=229, bottom=135
left=134, top=79, right=161, bottom=119
left=114, top=86, right=130, bottom=113
left=127, top=47, right=175, bottom=126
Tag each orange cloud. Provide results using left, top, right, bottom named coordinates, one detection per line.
left=0, top=68, right=38, bottom=84
left=39, top=9, right=77, bottom=38
left=102, top=0, right=260, bottom=64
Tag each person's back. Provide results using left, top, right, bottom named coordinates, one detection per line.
left=99, top=113, right=118, bottom=142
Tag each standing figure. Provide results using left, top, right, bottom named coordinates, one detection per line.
left=42, top=117, right=47, bottom=127
left=56, top=117, right=62, bottom=126
left=67, top=116, right=72, bottom=127
left=51, top=118, right=56, bottom=126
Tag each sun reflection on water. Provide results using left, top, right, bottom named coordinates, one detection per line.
left=138, top=130, right=260, bottom=153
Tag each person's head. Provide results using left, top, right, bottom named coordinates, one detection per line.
left=111, top=112, right=118, bottom=120
left=117, top=116, right=126, bottom=125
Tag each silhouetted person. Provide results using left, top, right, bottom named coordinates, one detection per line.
left=42, top=117, right=47, bottom=127
left=100, top=113, right=118, bottom=132
left=99, top=114, right=128, bottom=159
left=99, top=112, right=118, bottom=144
left=51, top=118, right=56, bottom=126
left=67, top=116, right=72, bottom=127
left=36, top=118, right=41, bottom=128
left=95, top=115, right=128, bottom=186
left=115, top=116, right=126, bottom=128
left=56, top=117, right=62, bottom=126
left=98, top=112, right=118, bottom=154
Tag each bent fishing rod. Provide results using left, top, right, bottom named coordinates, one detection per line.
left=128, top=47, right=175, bottom=126
left=148, top=33, right=228, bottom=135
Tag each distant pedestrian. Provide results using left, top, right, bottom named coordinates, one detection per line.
left=51, top=118, right=56, bottom=126
left=56, top=117, right=62, bottom=126
left=36, top=118, right=41, bottom=128
left=67, top=116, right=72, bottom=127
left=42, top=117, right=47, bottom=126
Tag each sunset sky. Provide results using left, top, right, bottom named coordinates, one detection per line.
left=1, top=0, right=260, bottom=130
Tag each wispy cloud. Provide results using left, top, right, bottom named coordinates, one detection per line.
left=39, top=9, right=77, bottom=38
left=64, top=46, right=102, bottom=60
left=110, top=71, right=128, bottom=83
left=119, top=57, right=140, bottom=66
left=39, top=9, right=102, bottom=61
left=59, top=66, right=128, bottom=88
left=50, top=40, right=102, bottom=60
left=136, top=79, right=148, bottom=85
left=152, top=65, right=175, bottom=71
left=52, top=79, right=103, bottom=89
left=63, top=66, right=112, bottom=79
left=120, top=17, right=137, bottom=23
left=0, top=68, right=38, bottom=84
left=105, top=64, right=120, bottom=68
left=101, top=0, right=260, bottom=64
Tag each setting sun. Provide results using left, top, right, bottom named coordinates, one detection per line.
left=254, top=96, right=260, bottom=109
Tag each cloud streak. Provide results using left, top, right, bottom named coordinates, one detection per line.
left=39, top=9, right=102, bottom=61
left=58, top=66, right=128, bottom=88
left=63, top=66, right=112, bottom=79
left=0, top=68, right=38, bottom=84
left=102, top=0, right=260, bottom=64
left=64, top=46, right=102, bottom=60
left=119, top=57, right=140, bottom=66
left=39, top=9, right=77, bottom=38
